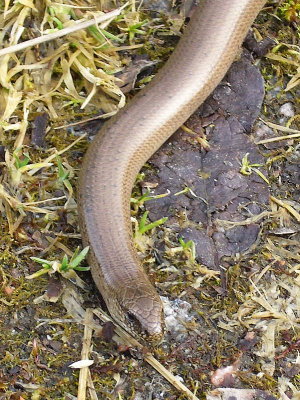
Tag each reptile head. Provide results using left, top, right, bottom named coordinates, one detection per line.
left=109, top=285, right=165, bottom=343
left=124, top=296, right=165, bottom=343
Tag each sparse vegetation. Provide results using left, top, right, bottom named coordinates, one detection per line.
left=0, top=0, right=299, bottom=398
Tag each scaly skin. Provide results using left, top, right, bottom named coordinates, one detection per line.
left=78, top=0, right=266, bottom=341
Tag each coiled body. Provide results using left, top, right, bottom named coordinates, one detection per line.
left=78, top=0, right=266, bottom=340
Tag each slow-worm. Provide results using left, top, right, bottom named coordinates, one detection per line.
left=78, top=0, right=266, bottom=341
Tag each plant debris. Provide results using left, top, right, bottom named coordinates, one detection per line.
left=0, top=0, right=299, bottom=399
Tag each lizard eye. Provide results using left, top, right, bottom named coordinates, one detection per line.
left=126, top=311, right=136, bottom=325
left=125, top=311, right=146, bottom=338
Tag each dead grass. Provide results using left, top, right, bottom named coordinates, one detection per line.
left=0, top=0, right=299, bottom=399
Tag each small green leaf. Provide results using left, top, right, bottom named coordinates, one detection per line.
left=252, top=168, right=270, bottom=184
left=240, top=153, right=269, bottom=184
left=29, top=247, right=90, bottom=280
left=73, top=266, right=90, bottom=272
left=26, top=268, right=51, bottom=279
left=138, top=214, right=167, bottom=234
left=131, top=190, right=169, bottom=205
left=138, top=210, right=149, bottom=232
left=60, top=254, right=69, bottom=271
left=13, top=147, right=30, bottom=169
left=56, top=155, right=69, bottom=181
left=68, top=246, right=90, bottom=269
left=30, top=257, right=52, bottom=267
left=179, top=238, right=196, bottom=261
left=52, top=16, right=63, bottom=29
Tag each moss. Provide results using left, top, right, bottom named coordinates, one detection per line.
left=0, top=0, right=299, bottom=398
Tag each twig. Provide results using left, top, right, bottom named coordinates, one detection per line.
left=0, top=4, right=128, bottom=58
left=93, top=308, right=200, bottom=400
left=87, top=369, right=99, bottom=400
left=78, top=309, right=94, bottom=400
left=54, top=110, right=116, bottom=130
left=258, top=119, right=300, bottom=133
left=255, top=132, right=300, bottom=144
left=215, top=210, right=271, bottom=229
left=255, top=119, right=300, bottom=144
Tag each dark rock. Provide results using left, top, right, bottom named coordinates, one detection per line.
left=145, top=53, right=269, bottom=269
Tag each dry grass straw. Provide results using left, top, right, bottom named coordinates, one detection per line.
left=255, top=119, right=300, bottom=144
left=266, top=41, right=300, bottom=91
left=61, top=286, right=200, bottom=399
left=0, top=0, right=139, bottom=243
left=77, top=309, right=96, bottom=400
left=270, top=196, right=300, bottom=223
left=93, top=308, right=200, bottom=400
left=1, top=0, right=299, bottom=398
left=0, top=5, right=127, bottom=57
left=0, top=0, right=129, bottom=133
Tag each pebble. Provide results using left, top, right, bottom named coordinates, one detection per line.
left=279, top=102, right=295, bottom=118
left=161, top=296, right=192, bottom=341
